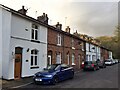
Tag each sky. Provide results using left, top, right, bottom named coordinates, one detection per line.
left=0, top=0, right=119, bottom=37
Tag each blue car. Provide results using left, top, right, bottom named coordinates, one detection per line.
left=33, top=64, right=74, bottom=85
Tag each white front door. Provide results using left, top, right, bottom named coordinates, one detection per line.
left=48, top=55, right=51, bottom=65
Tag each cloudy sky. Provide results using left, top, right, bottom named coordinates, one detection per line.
left=0, top=0, right=119, bottom=37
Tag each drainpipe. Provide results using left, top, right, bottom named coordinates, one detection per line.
left=63, top=34, right=65, bottom=64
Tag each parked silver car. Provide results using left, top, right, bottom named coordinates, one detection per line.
left=114, top=59, right=119, bottom=64
left=105, top=59, right=113, bottom=66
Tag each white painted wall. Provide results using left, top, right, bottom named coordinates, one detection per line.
left=0, top=7, right=2, bottom=78
left=86, top=42, right=97, bottom=61
left=7, top=14, right=47, bottom=79
left=2, top=8, right=11, bottom=79
left=1, top=7, right=48, bottom=79
left=109, top=51, right=113, bottom=59
left=9, top=38, right=47, bottom=79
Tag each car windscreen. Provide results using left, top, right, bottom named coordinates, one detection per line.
left=44, top=64, right=59, bottom=71
left=105, top=60, right=110, bottom=62
left=84, top=61, right=92, bottom=65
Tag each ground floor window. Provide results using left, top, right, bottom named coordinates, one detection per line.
left=67, top=53, right=70, bottom=65
left=72, top=54, right=75, bottom=65
left=31, top=49, right=39, bottom=68
left=86, top=55, right=89, bottom=61
left=56, top=52, right=61, bottom=64
left=89, top=55, right=91, bottom=61
left=92, top=55, right=95, bottom=61
left=78, top=55, right=81, bottom=68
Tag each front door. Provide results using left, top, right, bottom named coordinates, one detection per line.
left=78, top=55, right=81, bottom=69
left=47, top=55, right=51, bottom=66
left=14, top=47, right=22, bottom=79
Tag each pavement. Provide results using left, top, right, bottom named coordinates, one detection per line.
left=1, top=76, right=33, bottom=89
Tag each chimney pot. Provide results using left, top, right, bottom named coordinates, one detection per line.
left=22, top=6, right=24, bottom=9
left=65, top=26, right=70, bottom=33
left=37, top=13, right=49, bottom=24
left=18, top=6, right=27, bottom=15
left=56, top=22, right=62, bottom=30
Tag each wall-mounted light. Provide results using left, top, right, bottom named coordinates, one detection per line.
left=92, top=47, right=95, bottom=49
left=27, top=48, right=29, bottom=52
left=12, top=52, right=15, bottom=59
left=25, top=28, right=28, bottom=31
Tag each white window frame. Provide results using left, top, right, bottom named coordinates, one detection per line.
left=57, top=33, right=61, bottom=46
left=78, top=55, right=81, bottom=68
left=86, top=55, right=89, bottom=61
left=31, top=49, right=39, bottom=67
left=72, top=54, right=75, bottom=65
left=31, top=24, right=38, bottom=40
left=56, top=52, right=61, bottom=64
left=81, top=43, right=84, bottom=51
left=72, top=38, right=74, bottom=48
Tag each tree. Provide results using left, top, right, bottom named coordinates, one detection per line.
left=96, top=25, right=120, bottom=59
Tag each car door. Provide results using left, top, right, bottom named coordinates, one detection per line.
left=56, top=66, right=66, bottom=81
left=60, top=67, right=67, bottom=80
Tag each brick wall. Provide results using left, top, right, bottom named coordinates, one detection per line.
left=47, top=27, right=86, bottom=70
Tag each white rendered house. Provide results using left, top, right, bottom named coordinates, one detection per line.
left=86, top=42, right=97, bottom=61
left=86, top=42, right=101, bottom=61
left=0, top=5, right=48, bottom=80
left=109, top=51, right=113, bottom=59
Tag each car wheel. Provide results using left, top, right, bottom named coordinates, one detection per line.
left=96, top=66, right=99, bottom=70
left=53, top=76, right=59, bottom=85
left=93, top=67, right=96, bottom=71
left=34, top=81, right=38, bottom=85
left=70, top=72, right=74, bottom=79
left=104, top=65, right=106, bottom=68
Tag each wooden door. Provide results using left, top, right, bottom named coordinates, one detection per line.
left=14, top=47, right=22, bottom=79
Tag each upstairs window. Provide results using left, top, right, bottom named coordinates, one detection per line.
left=31, top=24, right=38, bottom=40
left=71, top=38, right=74, bottom=47
left=57, top=33, right=61, bottom=46
left=89, top=43, right=91, bottom=52
left=81, top=42, right=84, bottom=51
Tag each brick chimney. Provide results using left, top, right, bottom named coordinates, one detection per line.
left=65, top=26, right=70, bottom=33
left=18, top=6, right=27, bottom=15
left=37, top=13, right=49, bottom=24
left=55, top=22, right=62, bottom=30
left=73, top=30, right=80, bottom=37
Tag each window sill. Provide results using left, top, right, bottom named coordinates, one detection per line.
left=72, top=47, right=75, bottom=50
left=72, top=63, right=76, bottom=65
left=31, top=40, right=40, bottom=43
left=82, top=49, right=84, bottom=51
left=57, top=44, right=61, bottom=46
left=30, top=66, right=39, bottom=69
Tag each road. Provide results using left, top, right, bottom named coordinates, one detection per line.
left=14, top=63, right=119, bottom=88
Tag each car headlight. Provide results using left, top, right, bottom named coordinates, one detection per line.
left=44, top=75, right=52, bottom=78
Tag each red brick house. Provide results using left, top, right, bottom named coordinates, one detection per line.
left=47, top=23, right=86, bottom=70
left=100, top=46, right=109, bottom=61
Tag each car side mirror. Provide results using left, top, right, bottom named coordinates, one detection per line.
left=60, top=67, right=64, bottom=71
left=43, top=68, right=47, bottom=70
